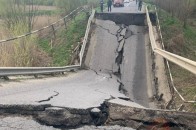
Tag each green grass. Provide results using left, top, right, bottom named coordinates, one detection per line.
left=95, top=4, right=107, bottom=13
left=37, top=39, right=51, bottom=53
left=158, top=9, right=196, bottom=60
left=37, top=12, right=88, bottom=66
left=144, top=0, right=155, bottom=11
left=11, top=9, right=61, bottom=17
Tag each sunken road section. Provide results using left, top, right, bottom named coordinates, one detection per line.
left=84, top=12, right=155, bottom=107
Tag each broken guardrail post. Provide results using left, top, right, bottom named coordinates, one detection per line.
left=63, top=18, right=67, bottom=29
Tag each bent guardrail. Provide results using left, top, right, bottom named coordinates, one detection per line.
left=146, top=7, right=196, bottom=75
left=80, top=10, right=95, bottom=65
left=0, top=65, right=80, bottom=76
left=149, top=6, right=196, bottom=104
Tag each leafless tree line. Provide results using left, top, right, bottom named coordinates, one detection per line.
left=154, top=0, right=196, bottom=27
left=0, top=0, right=38, bottom=32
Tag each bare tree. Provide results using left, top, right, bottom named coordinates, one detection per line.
left=154, top=0, right=195, bottom=27
left=1, top=0, right=38, bottom=32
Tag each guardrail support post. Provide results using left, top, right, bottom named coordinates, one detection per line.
left=63, top=18, right=67, bottom=29
left=158, top=93, right=164, bottom=101
left=51, top=25, right=56, bottom=38
left=178, top=104, right=185, bottom=111
left=166, top=100, right=173, bottom=109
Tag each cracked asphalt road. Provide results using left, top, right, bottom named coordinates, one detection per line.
left=85, top=19, right=151, bottom=107
left=0, top=70, right=127, bottom=109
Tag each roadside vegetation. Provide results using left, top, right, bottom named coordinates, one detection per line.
left=0, top=0, right=97, bottom=67
left=145, top=0, right=196, bottom=112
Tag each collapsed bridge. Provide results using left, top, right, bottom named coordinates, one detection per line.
left=0, top=2, right=196, bottom=130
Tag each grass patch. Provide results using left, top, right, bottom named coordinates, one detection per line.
left=158, top=9, right=196, bottom=60
left=95, top=4, right=107, bottom=13
left=37, top=39, right=51, bottom=53
left=53, top=12, right=87, bottom=66
left=33, top=10, right=62, bottom=16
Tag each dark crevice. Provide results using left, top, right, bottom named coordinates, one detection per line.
left=36, top=91, right=59, bottom=103
left=113, top=25, right=130, bottom=96
left=91, top=101, right=109, bottom=126
left=90, top=68, right=112, bottom=80
left=118, top=97, right=132, bottom=102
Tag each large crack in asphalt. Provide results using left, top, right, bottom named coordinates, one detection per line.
left=114, top=24, right=131, bottom=96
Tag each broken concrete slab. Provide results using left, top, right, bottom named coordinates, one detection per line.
left=108, top=99, right=144, bottom=108
left=106, top=102, right=196, bottom=129
left=118, top=36, right=124, bottom=42
left=117, top=39, right=125, bottom=52
left=120, top=28, right=127, bottom=36
left=86, top=22, right=119, bottom=73
left=36, top=109, right=86, bottom=127
left=91, top=108, right=101, bottom=114
left=124, top=28, right=133, bottom=39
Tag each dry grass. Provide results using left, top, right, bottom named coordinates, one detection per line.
left=0, top=37, right=52, bottom=67
left=0, top=4, right=59, bottom=67
left=35, top=5, right=57, bottom=11
left=33, top=15, right=60, bottom=30
left=26, top=5, right=57, bottom=11
left=171, top=64, right=196, bottom=112
left=0, top=21, right=53, bottom=67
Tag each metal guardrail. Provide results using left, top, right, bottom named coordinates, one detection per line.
left=0, top=9, right=95, bottom=77
left=153, top=6, right=196, bottom=104
left=146, top=7, right=196, bottom=75
left=0, top=7, right=82, bottom=44
left=0, top=65, right=80, bottom=76
left=80, top=10, right=95, bottom=65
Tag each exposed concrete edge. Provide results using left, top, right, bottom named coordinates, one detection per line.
left=1, top=101, right=195, bottom=129
left=152, top=27, right=172, bottom=107
left=0, top=104, right=52, bottom=116
left=95, top=12, right=156, bottom=26
left=0, top=104, right=51, bottom=111
left=106, top=102, right=196, bottom=129
left=0, top=103, right=107, bottom=128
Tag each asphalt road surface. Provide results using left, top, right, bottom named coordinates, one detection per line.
left=85, top=0, right=152, bottom=107
left=107, top=0, right=145, bottom=13
left=0, top=70, right=127, bottom=109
